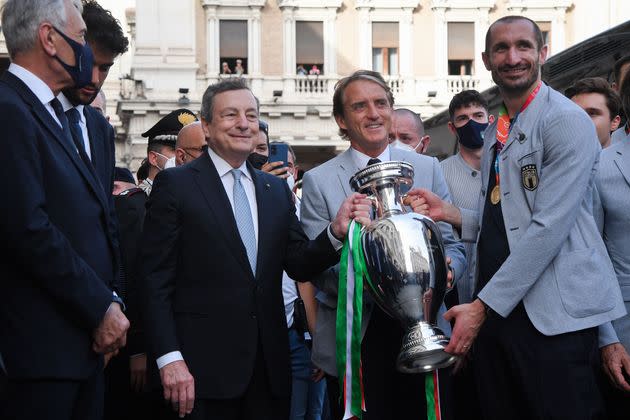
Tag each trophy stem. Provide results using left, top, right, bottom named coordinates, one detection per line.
left=373, top=183, right=404, bottom=218
left=396, top=322, right=457, bottom=373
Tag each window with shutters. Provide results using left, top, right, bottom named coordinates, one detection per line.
left=220, top=20, right=248, bottom=75
left=372, top=22, right=399, bottom=76
left=296, top=21, right=324, bottom=75
left=448, top=22, right=474, bottom=76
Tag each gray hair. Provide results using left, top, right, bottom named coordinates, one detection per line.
left=1, top=0, right=83, bottom=58
left=200, top=78, right=255, bottom=122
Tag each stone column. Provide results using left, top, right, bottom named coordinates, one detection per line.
left=551, top=6, right=568, bottom=55
left=249, top=7, right=262, bottom=76
left=476, top=7, right=493, bottom=88
left=132, top=0, right=198, bottom=97
left=323, top=8, right=338, bottom=76
left=357, top=7, right=372, bottom=70
left=400, top=9, right=414, bottom=97
left=203, top=4, right=220, bottom=80
left=281, top=6, right=296, bottom=94
left=432, top=6, right=448, bottom=98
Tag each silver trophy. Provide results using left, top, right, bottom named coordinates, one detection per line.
left=350, top=161, right=456, bottom=373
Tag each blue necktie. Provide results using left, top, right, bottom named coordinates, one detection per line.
left=231, top=169, right=257, bottom=275
left=49, top=97, right=73, bottom=146
left=65, top=107, right=92, bottom=167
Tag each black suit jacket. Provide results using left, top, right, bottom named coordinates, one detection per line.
left=139, top=152, right=339, bottom=399
left=0, top=71, right=119, bottom=380
left=84, top=105, right=116, bottom=197
left=114, top=189, right=146, bottom=355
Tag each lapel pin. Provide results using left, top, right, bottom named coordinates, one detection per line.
left=265, top=183, right=270, bottom=189
left=518, top=133, right=526, bottom=143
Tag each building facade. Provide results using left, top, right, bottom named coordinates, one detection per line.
left=1, top=0, right=629, bottom=168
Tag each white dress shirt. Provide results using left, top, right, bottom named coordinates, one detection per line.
left=349, top=146, right=391, bottom=170
left=7, top=63, right=59, bottom=127
left=58, top=93, right=92, bottom=160
left=207, top=147, right=259, bottom=243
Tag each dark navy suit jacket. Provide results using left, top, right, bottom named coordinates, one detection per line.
left=0, top=71, right=119, bottom=380
left=139, top=152, right=340, bottom=399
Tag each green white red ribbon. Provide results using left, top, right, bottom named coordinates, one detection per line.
left=425, top=370, right=442, bottom=420
left=336, top=221, right=442, bottom=420
left=336, top=220, right=366, bottom=419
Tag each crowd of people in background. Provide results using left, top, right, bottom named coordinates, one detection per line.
left=1, top=1, right=629, bottom=420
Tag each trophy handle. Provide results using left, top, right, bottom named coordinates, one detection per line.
left=445, top=259, right=457, bottom=294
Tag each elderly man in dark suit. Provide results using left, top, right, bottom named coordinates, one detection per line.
left=0, top=1, right=129, bottom=419
left=139, top=77, right=371, bottom=419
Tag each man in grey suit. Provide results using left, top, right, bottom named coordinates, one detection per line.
left=596, top=71, right=630, bottom=419
left=300, top=70, right=465, bottom=420
left=407, top=16, right=625, bottom=419
left=611, top=55, right=630, bottom=146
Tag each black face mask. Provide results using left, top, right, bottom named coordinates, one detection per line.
left=52, top=26, right=94, bottom=88
left=456, top=120, right=489, bottom=150
left=247, top=153, right=268, bottom=170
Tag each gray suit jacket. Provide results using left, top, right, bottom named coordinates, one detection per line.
left=471, top=83, right=625, bottom=335
left=595, top=140, right=630, bottom=349
left=300, top=146, right=466, bottom=376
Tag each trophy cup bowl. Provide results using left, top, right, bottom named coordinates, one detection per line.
left=350, top=161, right=456, bottom=373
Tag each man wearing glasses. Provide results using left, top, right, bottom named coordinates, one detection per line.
left=175, top=120, right=206, bottom=166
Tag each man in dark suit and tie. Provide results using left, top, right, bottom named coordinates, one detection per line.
left=0, top=1, right=129, bottom=419
left=58, top=0, right=129, bottom=198
left=139, top=77, right=370, bottom=419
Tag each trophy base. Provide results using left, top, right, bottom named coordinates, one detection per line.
left=396, top=322, right=457, bottom=373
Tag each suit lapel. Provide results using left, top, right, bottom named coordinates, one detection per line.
left=83, top=108, right=100, bottom=170
left=390, top=147, right=404, bottom=162
left=500, top=83, right=548, bottom=156
left=336, top=149, right=357, bottom=197
left=1, top=72, right=109, bottom=213
left=481, top=121, right=496, bottom=195
left=614, top=141, right=630, bottom=188
left=192, top=153, right=253, bottom=277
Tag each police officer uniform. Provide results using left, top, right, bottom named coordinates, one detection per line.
left=140, top=108, right=198, bottom=196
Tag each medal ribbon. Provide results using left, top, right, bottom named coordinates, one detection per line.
left=336, top=220, right=368, bottom=419
left=494, top=81, right=542, bottom=189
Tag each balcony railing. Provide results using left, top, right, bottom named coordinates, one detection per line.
left=294, top=75, right=330, bottom=96
left=446, top=76, right=480, bottom=94
left=383, top=75, right=403, bottom=96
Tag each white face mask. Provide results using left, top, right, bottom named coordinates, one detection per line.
left=391, top=139, right=420, bottom=153
left=154, top=152, right=174, bottom=171
left=286, top=173, right=295, bottom=192
left=164, top=156, right=176, bottom=169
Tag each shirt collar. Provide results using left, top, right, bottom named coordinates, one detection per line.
left=57, top=92, right=85, bottom=123
left=350, top=146, right=391, bottom=169
left=207, top=147, right=251, bottom=181
left=8, top=63, right=55, bottom=107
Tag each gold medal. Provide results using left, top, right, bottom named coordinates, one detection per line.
left=490, top=185, right=501, bottom=205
